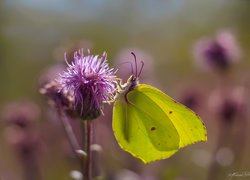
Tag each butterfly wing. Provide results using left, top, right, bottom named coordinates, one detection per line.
left=113, top=84, right=207, bottom=163
left=129, top=84, right=207, bottom=148
left=113, top=85, right=181, bottom=163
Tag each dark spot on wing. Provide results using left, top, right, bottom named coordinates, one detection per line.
left=151, top=127, right=156, bottom=131
left=169, top=111, right=173, bottom=114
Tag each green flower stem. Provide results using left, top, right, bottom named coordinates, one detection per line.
left=82, top=120, right=93, bottom=180
left=22, top=150, right=41, bottom=180
left=87, top=121, right=93, bottom=180
left=57, top=109, right=83, bottom=166
left=59, top=110, right=81, bottom=151
left=207, top=122, right=229, bottom=180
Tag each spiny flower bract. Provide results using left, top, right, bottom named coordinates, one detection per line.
left=58, top=50, right=116, bottom=120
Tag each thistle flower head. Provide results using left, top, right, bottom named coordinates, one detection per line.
left=57, top=50, right=116, bottom=120
left=208, top=86, right=246, bottom=123
left=180, top=90, right=200, bottom=111
left=2, top=101, right=40, bottom=129
left=193, top=30, right=241, bottom=73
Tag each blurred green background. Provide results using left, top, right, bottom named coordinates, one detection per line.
left=1, top=0, right=250, bottom=180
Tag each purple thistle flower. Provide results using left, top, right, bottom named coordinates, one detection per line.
left=2, top=100, right=40, bottom=129
left=193, top=30, right=241, bottom=72
left=208, top=86, right=246, bottom=123
left=57, top=49, right=117, bottom=120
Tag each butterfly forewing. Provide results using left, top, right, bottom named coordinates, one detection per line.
left=134, top=84, right=207, bottom=147
left=127, top=88, right=180, bottom=150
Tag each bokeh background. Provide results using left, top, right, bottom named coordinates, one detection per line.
left=1, top=0, right=250, bottom=180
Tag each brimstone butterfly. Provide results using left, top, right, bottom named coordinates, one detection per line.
left=112, top=52, right=207, bottom=164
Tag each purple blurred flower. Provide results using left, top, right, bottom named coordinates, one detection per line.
left=2, top=101, right=42, bottom=180
left=193, top=30, right=241, bottom=72
left=208, top=86, right=246, bottom=123
left=180, top=90, right=200, bottom=111
left=2, top=101, right=40, bottom=129
left=57, top=49, right=117, bottom=120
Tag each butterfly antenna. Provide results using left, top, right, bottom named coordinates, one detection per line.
left=130, top=61, right=133, bottom=75
left=138, top=60, right=144, bottom=78
left=131, top=52, right=138, bottom=77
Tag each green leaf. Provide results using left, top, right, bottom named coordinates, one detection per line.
left=112, top=84, right=207, bottom=164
